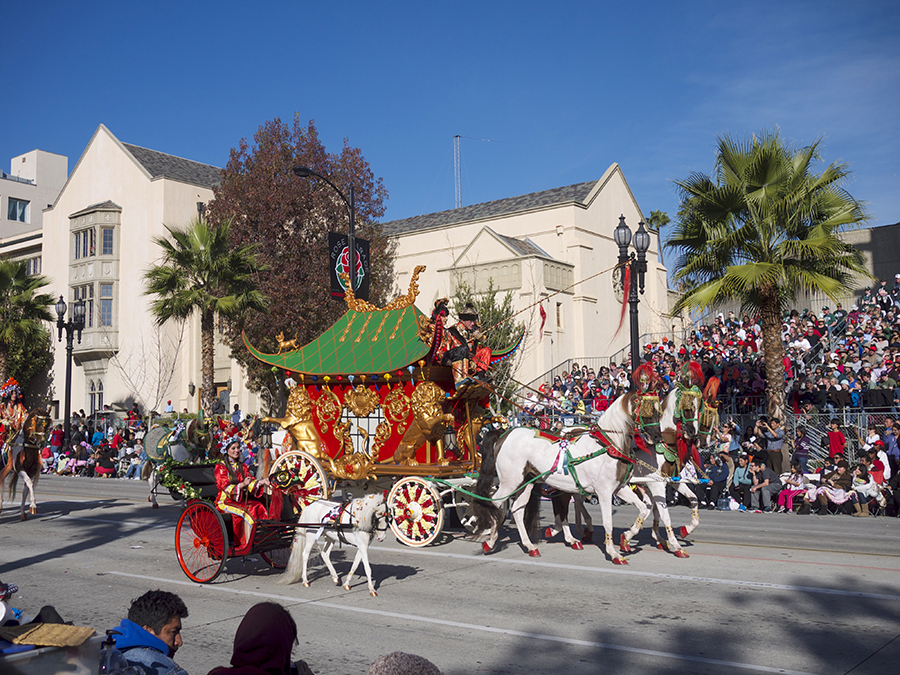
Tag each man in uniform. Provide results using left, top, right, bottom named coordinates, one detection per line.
left=441, top=303, right=492, bottom=387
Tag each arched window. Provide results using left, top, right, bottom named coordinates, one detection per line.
left=97, top=381, right=104, bottom=412
left=89, top=381, right=96, bottom=415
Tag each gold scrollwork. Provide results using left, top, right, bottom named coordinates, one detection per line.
left=346, top=385, right=380, bottom=417
left=315, top=388, right=342, bottom=424
left=372, top=421, right=393, bottom=459
left=327, top=452, right=376, bottom=480
left=342, top=265, right=425, bottom=313
left=384, top=387, right=411, bottom=426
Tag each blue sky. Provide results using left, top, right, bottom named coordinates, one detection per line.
left=3, top=1, right=898, bottom=232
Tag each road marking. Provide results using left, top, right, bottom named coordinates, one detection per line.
left=369, top=546, right=900, bottom=601
left=108, top=571, right=821, bottom=675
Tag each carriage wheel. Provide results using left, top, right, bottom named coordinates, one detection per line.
left=269, top=450, right=331, bottom=512
left=175, top=500, right=228, bottom=583
left=388, top=477, right=445, bottom=547
left=260, top=548, right=292, bottom=569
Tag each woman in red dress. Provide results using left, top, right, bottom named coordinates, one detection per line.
left=215, top=439, right=280, bottom=548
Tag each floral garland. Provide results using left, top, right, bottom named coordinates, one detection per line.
left=154, top=455, right=213, bottom=502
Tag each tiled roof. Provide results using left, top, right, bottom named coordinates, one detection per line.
left=123, top=143, right=222, bottom=188
left=493, top=232, right=552, bottom=259
left=70, top=200, right=122, bottom=218
left=381, top=180, right=597, bottom=236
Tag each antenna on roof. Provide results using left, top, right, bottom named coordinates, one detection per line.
left=453, top=135, right=461, bottom=209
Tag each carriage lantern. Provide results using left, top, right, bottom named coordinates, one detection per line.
left=56, top=296, right=87, bottom=452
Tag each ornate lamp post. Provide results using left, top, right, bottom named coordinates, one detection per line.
left=56, top=295, right=86, bottom=450
left=614, top=216, right=651, bottom=385
left=292, top=166, right=357, bottom=292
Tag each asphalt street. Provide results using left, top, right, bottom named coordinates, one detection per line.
left=2, top=475, right=899, bottom=675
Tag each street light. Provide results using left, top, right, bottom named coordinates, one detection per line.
left=56, top=295, right=86, bottom=451
left=614, top=215, right=651, bottom=386
left=292, top=165, right=357, bottom=292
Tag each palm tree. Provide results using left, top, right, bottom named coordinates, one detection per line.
left=144, top=218, right=268, bottom=414
left=0, top=260, right=55, bottom=384
left=647, top=210, right=671, bottom=267
left=666, top=130, right=870, bottom=418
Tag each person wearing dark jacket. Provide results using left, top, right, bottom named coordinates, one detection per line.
left=703, top=452, right=729, bottom=509
left=112, top=590, right=189, bottom=675
left=208, top=602, right=313, bottom=675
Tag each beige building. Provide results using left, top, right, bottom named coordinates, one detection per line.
left=383, top=163, right=670, bottom=385
left=0, top=149, right=68, bottom=274
left=41, top=124, right=258, bottom=417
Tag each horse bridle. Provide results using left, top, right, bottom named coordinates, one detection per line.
left=673, top=385, right=702, bottom=429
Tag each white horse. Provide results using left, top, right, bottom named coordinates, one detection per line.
left=278, top=493, right=388, bottom=597
left=620, top=384, right=702, bottom=557
left=472, top=392, right=654, bottom=564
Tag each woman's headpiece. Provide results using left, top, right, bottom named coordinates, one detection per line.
left=0, top=377, right=20, bottom=399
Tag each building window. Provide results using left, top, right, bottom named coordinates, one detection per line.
left=556, top=302, right=564, bottom=331
left=25, top=257, right=41, bottom=275
left=100, top=283, right=113, bottom=326
left=8, top=198, right=29, bottom=223
left=74, top=284, right=94, bottom=328
left=90, top=380, right=104, bottom=414
left=101, top=227, right=114, bottom=255
left=89, top=381, right=96, bottom=415
left=74, top=229, right=96, bottom=260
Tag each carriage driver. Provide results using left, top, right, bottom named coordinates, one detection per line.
left=215, top=439, right=284, bottom=549
left=441, top=303, right=492, bottom=387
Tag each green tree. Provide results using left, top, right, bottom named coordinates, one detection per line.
left=0, top=260, right=55, bottom=385
left=206, top=116, right=394, bottom=392
left=452, top=279, right=525, bottom=415
left=667, top=130, right=870, bottom=417
left=144, top=218, right=268, bottom=414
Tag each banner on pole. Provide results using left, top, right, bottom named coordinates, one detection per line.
left=328, top=232, right=370, bottom=301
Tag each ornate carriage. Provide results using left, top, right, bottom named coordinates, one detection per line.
left=243, top=266, right=518, bottom=547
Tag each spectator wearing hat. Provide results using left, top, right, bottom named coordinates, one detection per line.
left=164, top=400, right=175, bottom=414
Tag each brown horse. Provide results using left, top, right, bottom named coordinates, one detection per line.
left=0, top=409, right=51, bottom=521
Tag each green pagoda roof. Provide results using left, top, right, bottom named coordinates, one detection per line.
left=244, top=265, right=432, bottom=376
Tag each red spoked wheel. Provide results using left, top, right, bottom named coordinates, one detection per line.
left=269, top=450, right=330, bottom=511
left=175, top=500, right=228, bottom=583
left=388, top=477, right=445, bottom=547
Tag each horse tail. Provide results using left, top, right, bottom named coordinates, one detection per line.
left=549, top=490, right=569, bottom=525
left=141, top=461, right=154, bottom=481
left=471, top=427, right=504, bottom=534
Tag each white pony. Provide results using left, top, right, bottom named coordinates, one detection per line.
left=472, top=391, right=655, bottom=564
left=278, top=493, right=388, bottom=597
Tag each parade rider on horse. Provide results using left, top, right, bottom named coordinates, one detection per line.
left=0, top=378, right=27, bottom=468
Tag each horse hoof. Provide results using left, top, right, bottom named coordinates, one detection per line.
left=680, top=526, right=689, bottom=539
left=656, top=543, right=666, bottom=550
left=619, top=534, right=631, bottom=552
left=370, top=590, right=378, bottom=597
left=528, top=548, right=541, bottom=557
left=572, top=541, right=584, bottom=551
left=30, top=507, right=37, bottom=515
left=342, top=584, right=351, bottom=591
left=482, top=541, right=492, bottom=555
left=302, top=582, right=310, bottom=588
left=151, top=503, right=159, bottom=510
left=582, top=529, right=593, bottom=543
left=674, top=549, right=690, bottom=559
left=20, top=513, right=28, bottom=521
left=544, top=526, right=554, bottom=539
left=612, top=557, right=628, bottom=565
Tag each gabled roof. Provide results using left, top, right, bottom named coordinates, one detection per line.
left=70, top=200, right=122, bottom=218
left=122, top=143, right=222, bottom=188
left=493, top=232, right=552, bottom=258
left=381, top=180, right=597, bottom=236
